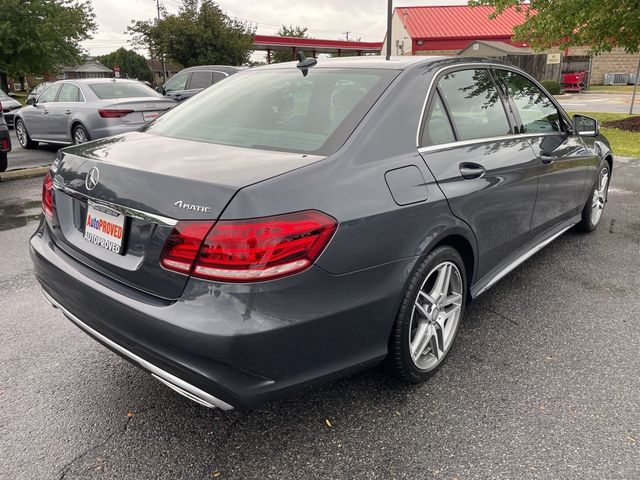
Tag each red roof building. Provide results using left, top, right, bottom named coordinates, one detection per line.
left=383, top=5, right=530, bottom=56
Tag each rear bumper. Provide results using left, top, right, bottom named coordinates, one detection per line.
left=30, top=220, right=410, bottom=409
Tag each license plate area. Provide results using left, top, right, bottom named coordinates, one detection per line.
left=83, top=201, right=126, bottom=254
left=143, top=111, right=161, bottom=122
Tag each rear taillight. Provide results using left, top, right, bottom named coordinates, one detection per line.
left=98, top=109, right=134, bottom=118
left=160, top=211, right=337, bottom=282
left=42, top=171, right=54, bottom=219
left=0, top=137, right=8, bottom=151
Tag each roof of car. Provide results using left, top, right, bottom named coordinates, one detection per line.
left=256, top=55, right=512, bottom=71
left=179, top=65, right=244, bottom=72
left=58, top=78, right=144, bottom=84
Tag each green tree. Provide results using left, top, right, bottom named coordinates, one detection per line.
left=272, top=25, right=309, bottom=64
left=97, top=48, right=152, bottom=82
left=128, top=0, right=255, bottom=68
left=469, top=0, right=640, bottom=54
left=0, top=0, right=96, bottom=91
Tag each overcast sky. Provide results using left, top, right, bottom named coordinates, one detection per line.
left=82, top=0, right=468, bottom=59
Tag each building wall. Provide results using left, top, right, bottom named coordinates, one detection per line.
left=566, top=47, right=640, bottom=85
left=382, top=12, right=412, bottom=55
left=415, top=50, right=458, bottom=57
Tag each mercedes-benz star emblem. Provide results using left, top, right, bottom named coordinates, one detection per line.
left=85, top=167, right=100, bottom=191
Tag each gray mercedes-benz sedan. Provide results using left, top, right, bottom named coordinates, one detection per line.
left=15, top=79, right=176, bottom=148
left=31, top=56, right=612, bottom=410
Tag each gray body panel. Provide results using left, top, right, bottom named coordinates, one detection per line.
left=30, top=56, right=612, bottom=408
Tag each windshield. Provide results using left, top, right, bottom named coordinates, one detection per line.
left=0, top=90, right=11, bottom=100
left=145, top=68, right=397, bottom=155
left=90, top=82, right=161, bottom=100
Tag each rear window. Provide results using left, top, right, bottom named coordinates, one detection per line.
left=145, top=68, right=397, bottom=155
left=89, top=82, right=160, bottom=100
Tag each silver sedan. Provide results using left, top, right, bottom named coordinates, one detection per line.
left=14, top=79, right=177, bottom=148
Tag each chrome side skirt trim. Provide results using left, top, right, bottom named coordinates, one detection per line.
left=473, top=222, right=575, bottom=297
left=53, top=183, right=178, bottom=226
left=41, top=289, right=234, bottom=410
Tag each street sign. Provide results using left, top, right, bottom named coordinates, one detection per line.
left=547, top=53, right=561, bottom=65
left=114, top=65, right=121, bottom=78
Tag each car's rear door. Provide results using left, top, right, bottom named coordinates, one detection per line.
left=493, top=69, right=594, bottom=236
left=418, top=67, right=540, bottom=280
left=48, top=83, right=83, bottom=142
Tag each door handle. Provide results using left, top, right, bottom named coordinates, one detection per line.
left=459, top=163, right=486, bottom=180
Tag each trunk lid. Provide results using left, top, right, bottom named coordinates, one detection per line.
left=50, top=131, right=322, bottom=299
left=104, top=97, right=176, bottom=125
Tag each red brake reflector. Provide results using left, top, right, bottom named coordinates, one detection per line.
left=41, top=171, right=54, bottom=219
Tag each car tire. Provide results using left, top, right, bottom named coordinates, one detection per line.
left=578, top=163, right=610, bottom=232
left=72, top=124, right=90, bottom=145
left=388, top=245, right=467, bottom=383
left=15, top=119, right=38, bottom=149
left=0, top=153, right=7, bottom=173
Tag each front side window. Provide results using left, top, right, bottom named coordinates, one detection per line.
left=437, top=69, right=511, bottom=141
left=495, top=70, right=562, bottom=134
left=164, top=71, right=189, bottom=92
left=38, top=84, right=61, bottom=103
left=145, top=69, right=397, bottom=155
left=422, top=92, right=455, bottom=146
left=89, top=82, right=160, bottom=99
left=58, top=84, right=82, bottom=102
left=189, top=71, right=212, bottom=90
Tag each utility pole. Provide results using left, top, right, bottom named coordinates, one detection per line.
left=155, top=0, right=167, bottom=85
left=343, top=31, right=351, bottom=41
left=630, top=57, right=640, bottom=115
left=385, top=0, right=393, bottom=60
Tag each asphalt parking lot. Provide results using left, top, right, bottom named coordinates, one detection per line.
left=3, top=128, right=58, bottom=171
left=1, top=159, right=639, bottom=480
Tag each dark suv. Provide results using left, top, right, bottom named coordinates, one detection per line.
left=156, top=65, right=241, bottom=102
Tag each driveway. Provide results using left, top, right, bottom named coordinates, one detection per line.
left=0, top=159, right=639, bottom=479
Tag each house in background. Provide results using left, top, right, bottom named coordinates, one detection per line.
left=458, top=40, right=532, bottom=58
left=57, top=61, right=113, bottom=79
left=382, top=4, right=640, bottom=85
left=147, top=59, right=182, bottom=86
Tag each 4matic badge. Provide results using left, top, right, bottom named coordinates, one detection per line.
left=174, top=200, right=211, bottom=213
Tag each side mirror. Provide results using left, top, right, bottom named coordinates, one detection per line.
left=7, top=92, right=16, bottom=98
left=155, top=85, right=165, bottom=94
left=573, top=114, right=599, bottom=137
left=26, top=97, right=37, bottom=106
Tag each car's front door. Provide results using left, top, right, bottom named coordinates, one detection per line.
left=494, top=69, right=595, bottom=236
left=418, top=68, right=540, bottom=280
left=48, top=83, right=83, bottom=142
left=162, top=71, right=190, bottom=102
left=28, top=83, right=61, bottom=138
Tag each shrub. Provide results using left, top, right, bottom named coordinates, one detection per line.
left=540, top=80, right=561, bottom=95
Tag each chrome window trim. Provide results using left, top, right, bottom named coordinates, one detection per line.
left=417, top=132, right=562, bottom=154
left=53, top=183, right=178, bottom=226
left=41, top=289, right=234, bottom=410
left=415, top=62, right=573, bottom=149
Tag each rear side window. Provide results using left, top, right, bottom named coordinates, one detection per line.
left=145, top=69, right=397, bottom=155
left=495, top=70, right=562, bottom=134
left=89, top=82, right=160, bottom=99
left=189, top=71, right=213, bottom=90
left=212, top=72, right=228, bottom=84
left=58, top=84, right=82, bottom=102
left=422, top=92, right=455, bottom=146
left=437, top=69, right=511, bottom=141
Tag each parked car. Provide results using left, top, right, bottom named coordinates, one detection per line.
left=27, top=82, right=52, bottom=102
left=156, top=65, right=241, bottom=102
left=0, top=102, right=10, bottom=172
left=31, top=56, right=612, bottom=410
left=14, top=79, right=176, bottom=148
left=0, top=89, right=22, bottom=127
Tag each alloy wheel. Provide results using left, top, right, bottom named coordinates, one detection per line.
left=409, top=261, right=463, bottom=371
left=74, top=126, right=88, bottom=144
left=16, top=120, right=27, bottom=147
left=590, top=167, right=609, bottom=226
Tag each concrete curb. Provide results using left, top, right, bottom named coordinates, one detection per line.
left=0, top=166, right=49, bottom=182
